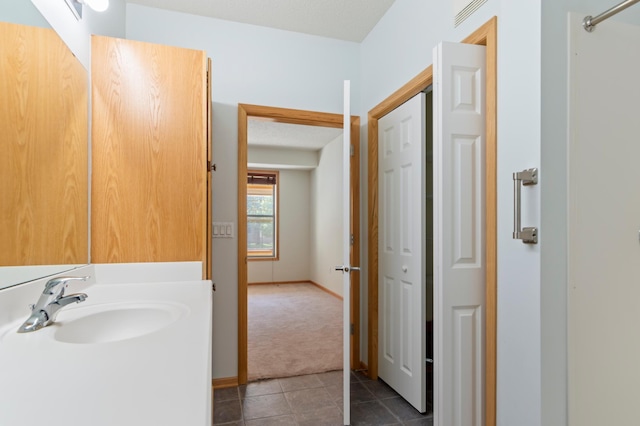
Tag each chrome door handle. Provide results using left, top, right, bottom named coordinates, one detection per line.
left=513, top=168, right=538, bottom=244
left=335, top=266, right=361, bottom=273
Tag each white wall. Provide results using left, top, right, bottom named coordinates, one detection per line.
left=309, top=134, right=344, bottom=296
left=30, top=0, right=126, bottom=69
left=248, top=147, right=318, bottom=169
left=1, top=1, right=49, bottom=27
left=495, top=4, right=543, bottom=426
left=540, top=2, right=571, bottom=425
left=247, top=170, right=311, bottom=283
left=126, top=5, right=360, bottom=379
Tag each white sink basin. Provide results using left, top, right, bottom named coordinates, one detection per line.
left=54, top=302, right=188, bottom=344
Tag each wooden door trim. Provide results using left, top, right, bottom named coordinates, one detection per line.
left=238, top=104, right=361, bottom=384
left=206, top=58, right=213, bottom=280
left=367, top=16, right=497, bottom=426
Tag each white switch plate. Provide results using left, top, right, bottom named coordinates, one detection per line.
left=212, top=222, right=234, bottom=238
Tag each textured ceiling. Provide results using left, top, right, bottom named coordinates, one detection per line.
left=248, top=119, right=342, bottom=151
left=127, top=0, right=396, bottom=42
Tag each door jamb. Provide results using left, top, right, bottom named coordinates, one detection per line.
left=238, top=104, right=361, bottom=385
left=366, top=17, right=497, bottom=426
left=206, top=58, right=213, bottom=280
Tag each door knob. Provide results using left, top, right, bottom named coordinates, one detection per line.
left=335, top=265, right=360, bottom=273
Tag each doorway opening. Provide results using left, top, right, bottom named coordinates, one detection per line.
left=245, top=120, right=343, bottom=381
left=367, top=17, right=497, bottom=426
left=237, top=104, right=361, bottom=385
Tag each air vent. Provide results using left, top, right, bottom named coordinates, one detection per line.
left=454, top=0, right=488, bottom=27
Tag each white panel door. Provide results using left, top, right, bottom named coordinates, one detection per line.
left=340, top=80, right=352, bottom=425
left=433, top=41, right=486, bottom=426
left=569, top=17, right=640, bottom=426
left=378, top=92, right=427, bottom=413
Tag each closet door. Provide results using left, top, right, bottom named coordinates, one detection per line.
left=433, top=41, right=486, bottom=426
left=91, top=36, right=208, bottom=276
left=377, top=92, right=427, bottom=413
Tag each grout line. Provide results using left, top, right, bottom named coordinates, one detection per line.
left=215, top=372, right=433, bottom=425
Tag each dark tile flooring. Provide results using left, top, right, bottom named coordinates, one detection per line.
left=214, top=370, right=433, bottom=426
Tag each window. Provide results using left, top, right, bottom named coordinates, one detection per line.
left=247, top=171, right=278, bottom=259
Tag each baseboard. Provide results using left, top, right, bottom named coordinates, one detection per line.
left=309, top=280, right=343, bottom=300
left=248, top=280, right=343, bottom=301
left=212, top=377, right=239, bottom=389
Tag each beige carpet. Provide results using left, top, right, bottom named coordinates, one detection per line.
left=248, top=283, right=343, bottom=381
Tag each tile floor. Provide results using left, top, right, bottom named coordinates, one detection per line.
left=214, top=370, right=433, bottom=426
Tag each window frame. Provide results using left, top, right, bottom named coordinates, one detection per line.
left=246, top=170, right=279, bottom=261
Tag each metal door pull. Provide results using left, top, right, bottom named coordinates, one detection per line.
left=513, top=168, right=538, bottom=244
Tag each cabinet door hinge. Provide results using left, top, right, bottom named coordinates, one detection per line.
left=207, top=161, right=216, bottom=172
left=350, top=144, right=355, bottom=156
left=350, top=234, right=354, bottom=245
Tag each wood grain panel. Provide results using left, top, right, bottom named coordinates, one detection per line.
left=0, top=22, right=88, bottom=266
left=237, top=105, right=249, bottom=385
left=206, top=58, right=213, bottom=280
left=91, top=36, right=207, bottom=269
left=212, top=377, right=239, bottom=389
left=367, top=17, right=497, bottom=426
left=350, top=116, right=361, bottom=369
left=462, top=16, right=498, bottom=426
left=367, top=115, right=379, bottom=378
left=240, top=104, right=344, bottom=128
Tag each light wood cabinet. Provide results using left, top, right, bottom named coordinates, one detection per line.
left=91, top=36, right=211, bottom=278
left=0, top=22, right=88, bottom=266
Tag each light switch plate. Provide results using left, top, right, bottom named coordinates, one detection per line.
left=212, top=222, right=234, bottom=238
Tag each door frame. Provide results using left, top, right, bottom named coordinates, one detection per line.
left=237, top=103, right=361, bottom=385
left=367, top=17, right=497, bottom=426
left=206, top=58, right=213, bottom=280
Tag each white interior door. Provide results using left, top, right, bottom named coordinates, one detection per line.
left=340, top=80, right=352, bottom=426
left=569, top=16, right=640, bottom=426
left=433, top=41, right=486, bottom=426
left=378, top=92, right=427, bottom=412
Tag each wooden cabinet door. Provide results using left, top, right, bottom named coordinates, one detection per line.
left=0, top=22, right=88, bottom=266
left=91, top=36, right=208, bottom=276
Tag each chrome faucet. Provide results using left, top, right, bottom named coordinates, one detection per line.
left=17, top=276, right=89, bottom=333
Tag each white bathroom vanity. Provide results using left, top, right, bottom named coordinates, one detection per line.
left=0, top=262, right=212, bottom=426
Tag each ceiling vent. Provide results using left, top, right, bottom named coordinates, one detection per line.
left=454, top=0, right=488, bottom=27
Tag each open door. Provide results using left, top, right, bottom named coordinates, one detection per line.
left=377, top=92, right=427, bottom=413
left=433, top=41, right=486, bottom=426
left=335, top=80, right=353, bottom=425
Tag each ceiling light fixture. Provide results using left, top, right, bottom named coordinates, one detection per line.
left=65, top=0, right=110, bottom=20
